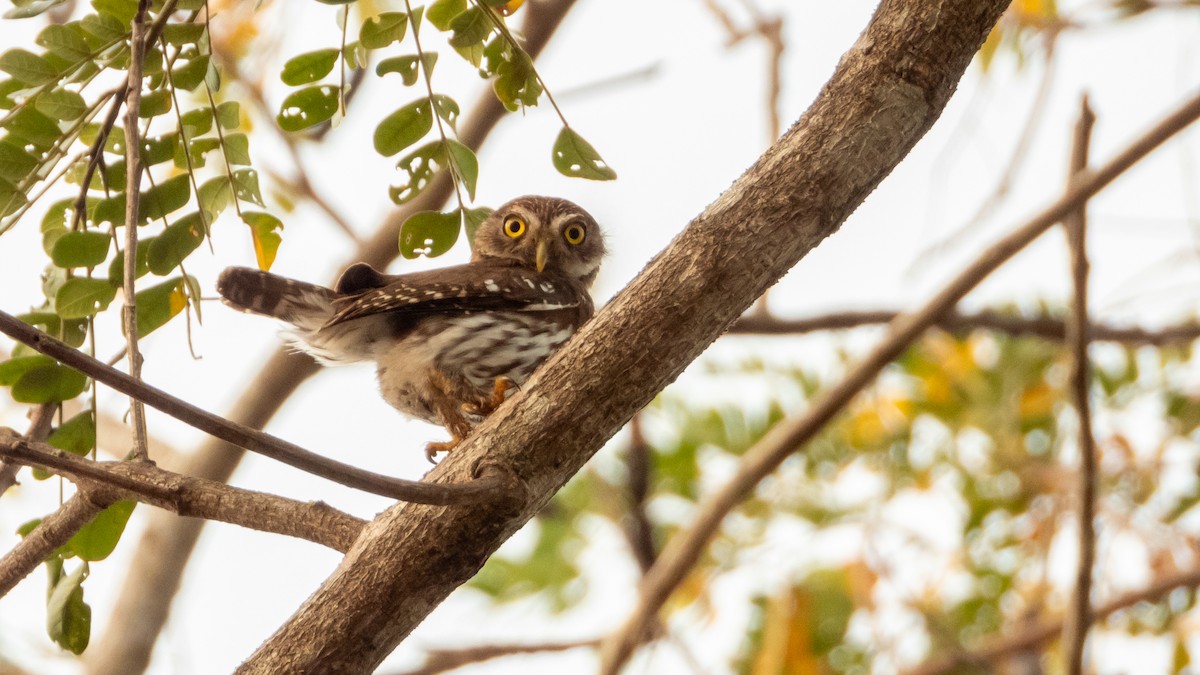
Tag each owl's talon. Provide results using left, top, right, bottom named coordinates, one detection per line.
left=464, top=377, right=518, bottom=417
left=424, top=439, right=458, bottom=464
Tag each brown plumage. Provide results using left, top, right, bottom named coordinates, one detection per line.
left=217, top=195, right=605, bottom=459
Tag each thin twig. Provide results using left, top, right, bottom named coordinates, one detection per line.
left=728, top=310, right=1200, bottom=346
left=0, top=404, right=57, bottom=496
left=0, top=433, right=365, bottom=553
left=597, top=88, right=1200, bottom=675
left=906, top=565, right=1200, bottom=675
left=1062, top=95, right=1097, bottom=675
left=122, top=0, right=153, bottom=462
left=0, top=311, right=509, bottom=505
left=388, top=638, right=601, bottom=675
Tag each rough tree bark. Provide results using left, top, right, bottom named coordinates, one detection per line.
left=237, top=0, right=1012, bottom=671
left=84, top=4, right=579, bottom=673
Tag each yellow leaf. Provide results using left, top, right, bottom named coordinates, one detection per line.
left=1018, top=382, right=1055, bottom=420
left=168, top=283, right=187, bottom=316
left=498, top=0, right=524, bottom=16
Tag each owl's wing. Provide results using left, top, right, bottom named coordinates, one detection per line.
left=324, top=262, right=585, bottom=328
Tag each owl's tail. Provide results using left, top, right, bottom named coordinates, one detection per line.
left=218, top=267, right=376, bottom=365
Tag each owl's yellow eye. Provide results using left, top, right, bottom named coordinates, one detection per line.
left=563, top=223, right=586, bottom=246
left=503, top=215, right=526, bottom=238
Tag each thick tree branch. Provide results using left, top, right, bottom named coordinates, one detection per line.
left=237, top=2, right=1015, bottom=672
left=0, top=432, right=364, bottom=553
left=729, top=310, right=1200, bottom=345
left=86, top=4, right=582, bottom=673
left=600, top=87, right=1200, bottom=674
left=0, top=310, right=507, bottom=505
left=906, top=566, right=1200, bottom=675
left=0, top=483, right=105, bottom=598
left=1061, top=95, right=1097, bottom=675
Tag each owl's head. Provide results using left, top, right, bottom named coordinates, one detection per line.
left=471, top=195, right=606, bottom=286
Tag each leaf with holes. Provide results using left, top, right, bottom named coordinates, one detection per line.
left=50, top=230, right=110, bottom=268
left=233, top=169, right=265, bottom=206
left=447, top=7, right=491, bottom=66
left=360, top=12, right=407, bottom=49
left=55, top=277, right=116, bottom=319
left=399, top=209, right=460, bottom=259
left=374, top=99, right=432, bottom=157
left=12, top=364, right=88, bottom=403
left=552, top=128, right=616, bottom=181
left=280, top=49, right=338, bottom=86
left=387, top=141, right=442, bottom=205
left=133, top=277, right=187, bottom=337
left=242, top=211, right=283, bottom=271
left=277, top=86, right=338, bottom=132
left=376, top=53, right=436, bottom=86
left=432, top=94, right=459, bottom=131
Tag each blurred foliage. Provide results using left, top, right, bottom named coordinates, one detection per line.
left=470, top=322, right=1200, bottom=672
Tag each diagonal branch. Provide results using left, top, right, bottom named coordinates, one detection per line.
left=599, top=87, right=1200, bottom=674
left=1061, top=94, right=1097, bottom=675
left=237, top=2, right=1015, bottom=671
left=0, top=432, right=365, bottom=554
left=0, top=483, right=105, bottom=598
left=0, top=310, right=507, bottom=505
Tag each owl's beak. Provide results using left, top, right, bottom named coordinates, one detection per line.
left=535, top=239, right=550, bottom=273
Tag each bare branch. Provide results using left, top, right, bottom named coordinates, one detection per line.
left=122, top=0, right=153, bottom=462
left=599, top=88, right=1200, bottom=675
left=0, top=311, right=509, bottom=505
left=0, top=432, right=365, bottom=552
left=728, top=309, right=1200, bottom=346
left=236, top=2, right=1015, bottom=671
left=906, top=566, right=1200, bottom=675
left=387, top=639, right=600, bottom=675
left=1062, top=94, right=1097, bottom=675
left=0, top=403, right=56, bottom=496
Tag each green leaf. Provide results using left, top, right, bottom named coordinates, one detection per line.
left=276, top=85, right=338, bottom=132
left=180, top=107, right=212, bottom=137
left=0, top=355, right=54, bottom=386
left=399, top=210, right=460, bottom=259
left=376, top=53, right=436, bottom=86
left=242, top=211, right=283, bottom=271
left=47, top=411, right=96, bottom=457
left=491, top=41, right=541, bottom=111
left=138, top=89, right=172, bottom=118
left=15, top=311, right=87, bottom=347
left=463, top=206, right=492, bottom=245
left=432, top=94, right=459, bottom=130
left=106, top=242, right=150, bottom=286
left=444, top=139, right=477, bottom=200
left=359, top=12, right=407, bottom=49
left=36, top=24, right=92, bottom=62
left=313, top=0, right=355, bottom=5
left=12, top=364, right=88, bottom=403
left=0, top=176, right=28, bottom=218
left=232, top=168, right=264, bottom=206
left=374, top=99, right=432, bottom=157
left=80, top=13, right=125, bottom=42
left=148, top=212, right=205, bottom=275
left=448, top=8, right=491, bottom=66
left=46, top=562, right=90, bottom=654
left=55, top=277, right=116, bottom=319
left=34, top=88, right=87, bottom=121
left=133, top=277, right=186, bottom=337
left=551, top=127, right=616, bottom=181
left=223, top=132, right=251, bottom=165
left=92, top=0, right=137, bottom=23
left=0, top=140, right=38, bottom=181
left=170, top=55, right=209, bottom=92
left=69, top=501, right=135, bottom=561
left=216, top=101, right=239, bottom=130
left=197, top=175, right=230, bottom=219
left=427, top=0, right=465, bottom=30
left=280, top=49, right=339, bottom=86
left=161, top=23, right=205, bottom=46
left=388, top=141, right=442, bottom=205
left=50, top=230, right=111, bottom=268
left=0, top=49, right=57, bottom=85
left=140, top=173, right=191, bottom=222
left=5, top=107, right=62, bottom=150
left=5, top=0, right=67, bottom=19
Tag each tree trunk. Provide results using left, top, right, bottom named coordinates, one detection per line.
left=239, top=0, right=1012, bottom=671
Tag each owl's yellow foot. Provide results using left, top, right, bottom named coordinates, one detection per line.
left=463, top=376, right=518, bottom=417
left=424, top=438, right=460, bottom=464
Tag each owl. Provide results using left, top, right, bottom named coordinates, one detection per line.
left=217, top=195, right=606, bottom=460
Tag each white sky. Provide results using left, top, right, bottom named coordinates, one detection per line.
left=1, top=0, right=1200, bottom=673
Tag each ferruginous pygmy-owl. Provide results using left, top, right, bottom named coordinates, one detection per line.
left=217, top=195, right=605, bottom=459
